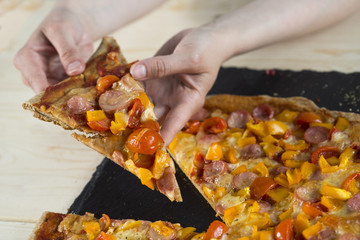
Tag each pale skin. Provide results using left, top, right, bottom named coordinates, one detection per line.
left=14, top=0, right=360, bottom=145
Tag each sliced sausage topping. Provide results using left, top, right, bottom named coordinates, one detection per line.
left=347, top=191, right=360, bottom=212
left=66, top=96, right=93, bottom=114
left=239, top=144, right=265, bottom=159
left=294, top=181, right=321, bottom=203
left=253, top=104, right=274, bottom=121
left=232, top=172, right=258, bottom=190
left=98, top=90, right=131, bottom=114
left=156, top=167, right=176, bottom=196
left=227, top=110, right=252, bottom=129
left=304, top=126, right=330, bottom=145
left=338, top=233, right=360, bottom=240
left=203, top=161, right=228, bottom=182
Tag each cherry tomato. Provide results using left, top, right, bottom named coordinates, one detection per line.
left=294, top=112, right=322, bottom=128
left=96, top=231, right=116, bottom=240
left=203, top=220, right=229, bottom=240
left=190, top=151, right=205, bottom=179
left=184, top=120, right=201, bottom=134
left=127, top=98, right=144, bottom=129
left=99, top=214, right=111, bottom=230
left=310, top=146, right=340, bottom=164
left=87, top=118, right=111, bottom=131
left=302, top=202, right=324, bottom=218
left=202, top=117, right=227, bottom=134
left=140, top=120, right=160, bottom=131
left=342, top=172, right=360, bottom=190
left=126, top=128, right=164, bottom=155
left=275, top=218, right=294, bottom=240
left=133, top=154, right=155, bottom=169
left=250, top=177, right=277, bottom=200
left=96, top=75, right=120, bottom=93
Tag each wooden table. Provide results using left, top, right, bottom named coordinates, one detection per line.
left=1, top=0, right=359, bottom=238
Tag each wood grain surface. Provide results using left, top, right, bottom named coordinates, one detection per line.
left=0, top=0, right=359, bottom=238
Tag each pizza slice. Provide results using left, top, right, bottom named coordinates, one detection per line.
left=29, top=211, right=230, bottom=240
left=23, top=37, right=182, bottom=202
left=169, top=95, right=360, bottom=238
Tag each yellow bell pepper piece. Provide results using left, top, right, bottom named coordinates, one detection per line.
left=279, top=140, right=309, bottom=151
left=320, top=196, right=344, bottom=211
left=168, top=132, right=193, bottom=154
left=150, top=221, right=175, bottom=237
left=309, top=122, right=333, bottom=129
left=278, top=207, right=293, bottom=221
left=319, top=155, right=339, bottom=173
left=138, top=92, right=154, bottom=108
left=295, top=214, right=309, bottom=235
left=326, top=156, right=340, bottom=166
left=265, top=120, right=289, bottom=135
left=275, top=110, right=299, bottom=123
left=86, top=110, right=107, bottom=122
left=320, top=184, right=352, bottom=200
left=252, top=225, right=258, bottom=238
left=284, top=160, right=303, bottom=168
left=339, top=147, right=355, bottom=169
left=232, top=165, right=247, bottom=175
left=203, top=186, right=215, bottom=202
left=262, top=135, right=277, bottom=144
left=251, top=201, right=261, bottom=212
left=300, top=162, right=317, bottom=180
left=335, top=117, right=349, bottom=131
left=274, top=173, right=289, bottom=188
left=110, top=112, right=128, bottom=134
left=237, top=136, right=256, bottom=147
left=225, top=148, right=238, bottom=164
left=267, top=186, right=289, bottom=202
left=120, top=220, right=142, bottom=231
left=251, top=162, right=269, bottom=177
left=138, top=168, right=154, bottom=186
left=236, top=187, right=251, bottom=198
left=177, top=227, right=196, bottom=240
left=247, top=213, right=272, bottom=228
left=281, top=151, right=299, bottom=161
left=83, top=221, right=100, bottom=240
left=286, top=168, right=302, bottom=186
left=238, top=237, right=251, bottom=240
left=259, top=230, right=274, bottom=240
left=302, top=222, right=323, bottom=239
left=260, top=142, right=283, bottom=159
left=205, top=142, right=223, bottom=161
left=215, top=187, right=226, bottom=200
left=125, top=160, right=137, bottom=175
left=224, top=203, right=246, bottom=226
left=246, top=121, right=268, bottom=137
left=152, top=150, right=171, bottom=180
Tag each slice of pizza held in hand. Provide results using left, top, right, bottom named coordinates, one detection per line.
left=23, top=37, right=182, bottom=202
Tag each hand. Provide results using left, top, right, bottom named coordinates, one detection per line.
left=13, top=8, right=93, bottom=93
left=130, top=27, right=229, bottom=145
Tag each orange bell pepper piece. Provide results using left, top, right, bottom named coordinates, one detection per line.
left=265, top=120, right=289, bottom=136
left=275, top=110, right=299, bottom=123
left=205, top=142, right=223, bottom=161
left=294, top=112, right=322, bottom=128
left=302, top=202, right=324, bottom=218
left=87, top=110, right=107, bottom=122
left=279, top=140, right=309, bottom=151
left=246, top=120, right=268, bottom=137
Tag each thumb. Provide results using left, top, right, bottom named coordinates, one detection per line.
left=42, top=26, right=85, bottom=76
left=130, top=54, right=197, bottom=80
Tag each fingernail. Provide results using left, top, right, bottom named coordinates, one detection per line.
left=67, top=60, right=82, bottom=75
left=131, top=64, right=146, bottom=79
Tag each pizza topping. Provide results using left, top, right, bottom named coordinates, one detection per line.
left=96, top=75, right=120, bottom=93
left=67, top=96, right=93, bottom=114
left=156, top=167, right=176, bottom=197
left=126, top=127, right=163, bottom=155
left=294, top=181, right=321, bottom=203
left=197, top=133, right=222, bottom=149
left=239, top=143, right=265, bottom=159
left=232, top=171, right=258, bottom=190
left=202, top=117, right=227, bottom=134
left=147, top=221, right=176, bottom=240
left=87, top=118, right=111, bottom=131
left=338, top=233, right=360, bottom=240
left=304, top=126, right=330, bottom=144
left=112, top=150, right=125, bottom=168
left=99, top=89, right=131, bottom=114
left=310, top=146, right=340, bottom=164
left=253, top=104, right=274, bottom=121
left=189, top=107, right=209, bottom=121
left=205, top=142, right=223, bottom=161
left=341, top=172, right=360, bottom=194
left=347, top=191, right=360, bottom=212
left=249, top=176, right=277, bottom=200
left=294, top=112, right=322, bottom=128
left=302, top=202, right=326, bottom=218
left=127, top=98, right=145, bottom=129
left=113, top=73, right=144, bottom=93
left=203, top=220, right=229, bottom=240
left=274, top=218, right=294, bottom=240
left=203, top=161, right=228, bottom=182
left=183, top=120, right=201, bottom=134
left=227, top=110, right=252, bottom=128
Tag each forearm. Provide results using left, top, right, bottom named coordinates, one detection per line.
left=205, top=0, right=360, bottom=62
left=54, top=0, right=165, bottom=41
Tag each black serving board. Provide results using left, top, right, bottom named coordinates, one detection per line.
left=68, top=68, right=360, bottom=232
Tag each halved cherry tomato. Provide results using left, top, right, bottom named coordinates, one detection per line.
left=87, top=118, right=111, bottom=131
left=190, top=151, right=205, bottom=178
left=127, top=98, right=144, bottom=129
left=184, top=120, right=201, bottom=134
left=302, top=202, right=324, bottom=218
left=294, top=112, right=322, bottom=128
left=202, top=117, right=227, bottom=134
left=140, top=120, right=160, bottom=132
left=341, top=172, right=360, bottom=190
left=99, top=214, right=111, bottom=230
left=250, top=177, right=278, bottom=200
left=203, top=220, right=229, bottom=240
left=126, top=128, right=163, bottom=155
left=275, top=218, right=294, bottom=240
left=133, top=153, right=155, bottom=169
left=310, top=146, right=340, bottom=164
left=96, top=231, right=116, bottom=240
left=96, top=75, right=120, bottom=93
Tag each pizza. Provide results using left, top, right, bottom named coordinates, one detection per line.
left=23, top=37, right=181, bottom=202
left=169, top=95, right=360, bottom=239
left=29, top=211, right=230, bottom=240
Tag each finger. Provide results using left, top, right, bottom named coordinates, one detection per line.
left=41, top=26, right=85, bottom=76
left=130, top=53, right=199, bottom=80
left=160, top=100, right=203, bottom=146
left=14, top=48, right=49, bottom=93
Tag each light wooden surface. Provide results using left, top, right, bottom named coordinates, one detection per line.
left=0, top=0, right=359, bottom=238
